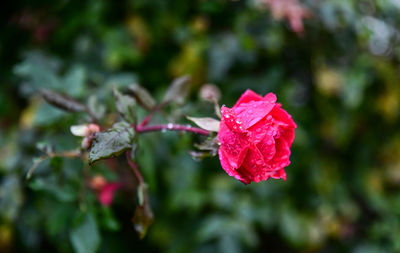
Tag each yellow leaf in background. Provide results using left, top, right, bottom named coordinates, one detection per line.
left=377, top=90, right=399, bottom=122
left=0, top=224, right=13, bottom=253
left=366, top=170, right=383, bottom=194
left=375, top=60, right=400, bottom=122
left=19, top=96, right=41, bottom=129
left=191, top=16, right=208, bottom=34
left=315, top=66, right=344, bottom=96
left=126, top=16, right=151, bottom=53
left=169, top=41, right=206, bottom=85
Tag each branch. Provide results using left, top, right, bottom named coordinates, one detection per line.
left=138, top=101, right=168, bottom=127
left=135, top=123, right=210, bottom=136
left=125, top=151, right=144, bottom=185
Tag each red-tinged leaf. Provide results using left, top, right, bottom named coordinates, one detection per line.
left=88, top=122, right=135, bottom=164
left=113, top=88, right=137, bottom=123
left=40, top=89, right=86, bottom=112
left=133, top=184, right=154, bottom=239
left=128, top=83, right=156, bottom=110
left=162, top=75, right=191, bottom=105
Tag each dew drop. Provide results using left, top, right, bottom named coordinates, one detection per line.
left=225, top=114, right=230, bottom=119
left=256, top=160, right=263, bottom=165
left=167, top=123, right=174, bottom=129
left=267, top=115, right=272, bottom=120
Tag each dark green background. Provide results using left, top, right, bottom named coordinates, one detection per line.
left=1, top=0, right=400, bottom=252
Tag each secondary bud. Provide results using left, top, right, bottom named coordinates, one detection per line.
left=200, top=84, right=221, bottom=103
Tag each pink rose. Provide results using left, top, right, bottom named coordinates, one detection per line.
left=98, top=183, right=121, bottom=206
left=218, top=90, right=297, bottom=184
left=89, top=175, right=121, bottom=206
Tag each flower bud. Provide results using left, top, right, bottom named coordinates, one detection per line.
left=199, top=84, right=221, bottom=103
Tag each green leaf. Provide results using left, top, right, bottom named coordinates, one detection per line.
left=99, top=206, right=120, bottom=231
left=187, top=116, right=220, bottom=132
left=89, top=122, right=135, bottom=164
left=63, top=65, right=86, bottom=97
left=87, top=95, right=106, bottom=120
left=29, top=178, right=76, bottom=202
left=133, top=184, right=154, bottom=239
left=40, top=89, right=86, bottom=112
left=70, top=212, right=100, bottom=253
left=113, top=88, right=136, bottom=123
left=128, top=83, right=156, bottom=110
left=162, top=75, right=191, bottom=105
left=0, top=175, right=23, bottom=222
left=33, top=103, right=68, bottom=126
left=13, top=51, right=61, bottom=92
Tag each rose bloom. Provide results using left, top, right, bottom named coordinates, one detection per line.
left=218, top=90, right=296, bottom=184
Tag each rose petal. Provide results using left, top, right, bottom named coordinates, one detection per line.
left=270, top=104, right=297, bottom=128
left=219, top=144, right=249, bottom=169
left=236, top=145, right=269, bottom=184
left=221, top=106, right=245, bottom=133
left=268, top=138, right=291, bottom=171
left=218, top=120, right=249, bottom=168
left=232, top=89, right=263, bottom=108
left=218, top=148, right=250, bottom=184
left=263, top=92, right=277, bottom=104
left=247, top=117, right=273, bottom=144
left=281, top=127, right=295, bottom=147
left=270, top=169, right=287, bottom=181
left=98, top=183, right=121, bottom=206
left=257, top=134, right=276, bottom=162
left=233, top=100, right=275, bottom=129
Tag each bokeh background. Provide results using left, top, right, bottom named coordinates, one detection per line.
left=2, top=0, right=400, bottom=252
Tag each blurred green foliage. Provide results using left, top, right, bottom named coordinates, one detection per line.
left=1, top=0, right=400, bottom=252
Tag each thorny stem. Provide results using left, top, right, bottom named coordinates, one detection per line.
left=125, top=151, right=144, bottom=185
left=138, top=101, right=169, bottom=127
left=135, top=124, right=210, bottom=136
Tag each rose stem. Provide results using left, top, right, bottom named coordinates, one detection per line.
left=138, top=101, right=169, bottom=127
left=135, top=124, right=210, bottom=136
left=125, top=151, right=144, bottom=185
